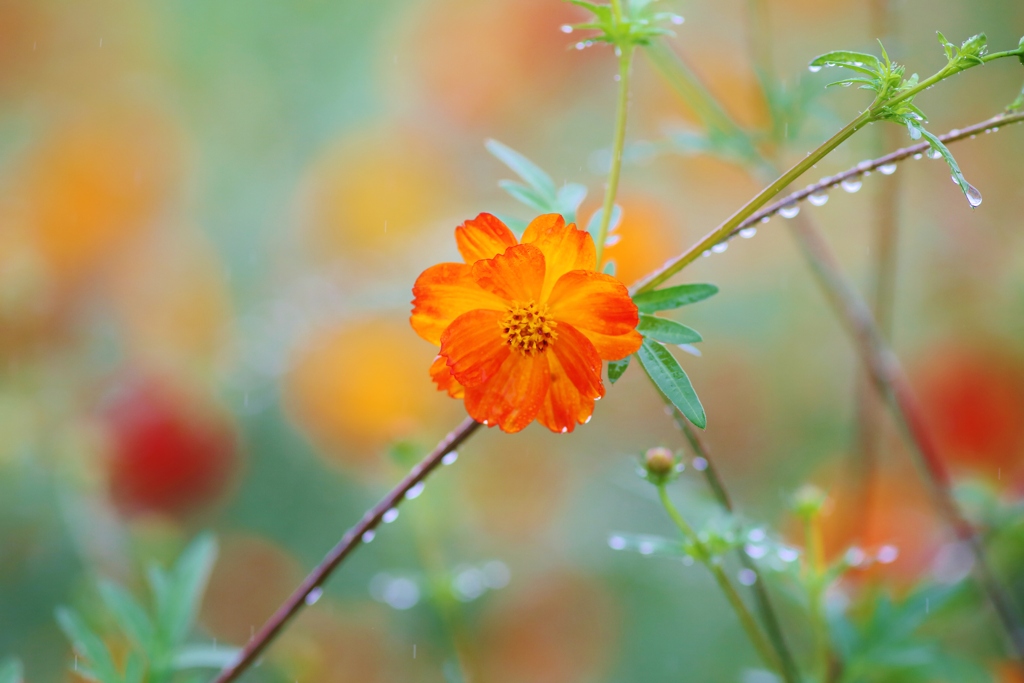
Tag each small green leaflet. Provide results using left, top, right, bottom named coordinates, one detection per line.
left=909, top=121, right=982, bottom=208
left=0, top=660, right=23, bottom=683
left=636, top=338, right=706, bottom=428
left=633, top=283, right=718, bottom=313
left=637, top=314, right=702, bottom=345
left=809, top=50, right=881, bottom=73
left=56, top=608, right=120, bottom=683
left=485, top=139, right=557, bottom=201
left=608, top=356, right=630, bottom=383
left=486, top=139, right=588, bottom=223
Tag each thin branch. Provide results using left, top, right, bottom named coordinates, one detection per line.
left=213, top=417, right=481, bottom=683
left=787, top=213, right=1024, bottom=661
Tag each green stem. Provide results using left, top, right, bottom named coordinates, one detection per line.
left=656, top=484, right=783, bottom=676
left=802, top=511, right=830, bottom=681
left=595, top=43, right=634, bottom=267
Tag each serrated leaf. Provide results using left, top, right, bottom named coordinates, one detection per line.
left=809, top=50, right=881, bottom=71
left=485, top=139, right=557, bottom=201
left=637, top=339, right=706, bottom=428
left=56, top=608, right=120, bottom=683
left=633, top=283, right=718, bottom=313
left=163, top=534, right=218, bottom=646
left=0, top=659, right=23, bottom=683
left=556, top=183, right=587, bottom=224
left=174, top=646, right=243, bottom=671
left=607, top=356, right=630, bottom=383
left=98, top=581, right=156, bottom=656
left=497, top=180, right=555, bottom=213
left=637, top=314, right=702, bottom=344
left=585, top=204, right=622, bottom=236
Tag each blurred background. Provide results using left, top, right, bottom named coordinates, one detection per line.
left=2, top=0, right=1024, bottom=681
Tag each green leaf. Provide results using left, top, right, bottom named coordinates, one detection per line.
left=56, top=608, right=121, bottom=683
left=98, top=581, right=156, bottom=656
left=632, top=283, right=718, bottom=313
left=585, top=204, right=622, bottom=236
left=636, top=339, right=706, bottom=428
left=910, top=122, right=981, bottom=208
left=497, top=180, right=555, bottom=213
left=809, top=50, right=881, bottom=71
left=122, top=652, right=145, bottom=683
left=607, top=356, right=630, bottom=383
left=556, top=183, right=587, bottom=224
left=163, top=534, right=218, bottom=646
left=173, top=646, right=243, bottom=671
left=0, top=659, right=23, bottom=683
left=485, top=139, right=557, bottom=201
left=637, top=314, right=702, bottom=344
left=602, top=259, right=617, bottom=276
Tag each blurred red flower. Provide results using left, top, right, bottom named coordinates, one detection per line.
left=411, top=213, right=641, bottom=433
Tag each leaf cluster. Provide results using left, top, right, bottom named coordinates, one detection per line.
left=56, top=534, right=238, bottom=683
left=568, top=0, right=681, bottom=49
left=485, top=139, right=588, bottom=228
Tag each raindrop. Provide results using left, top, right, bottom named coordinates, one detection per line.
left=878, top=163, right=897, bottom=175
left=807, top=192, right=829, bottom=207
left=584, top=414, right=592, bottom=424
left=608, top=535, right=627, bottom=550
left=745, top=544, right=769, bottom=559
left=739, top=227, right=757, bottom=239
left=926, top=148, right=942, bottom=159
left=840, top=177, right=862, bottom=193
left=380, top=576, right=421, bottom=610
left=362, top=530, right=376, bottom=543
left=452, top=567, right=487, bottom=601
left=614, top=46, right=622, bottom=57
left=383, top=508, right=400, bottom=524
left=876, top=545, right=899, bottom=564
left=711, top=242, right=728, bottom=254
left=670, top=14, right=684, bottom=25
left=839, top=81, right=853, bottom=87
left=560, top=426, right=568, bottom=433
left=779, top=203, right=800, bottom=219
left=951, top=174, right=960, bottom=185
left=702, top=250, right=711, bottom=258
left=405, top=482, right=425, bottom=500
left=638, top=541, right=656, bottom=555
left=759, top=216, right=770, bottom=224
left=442, top=451, right=459, bottom=466
left=913, top=153, right=924, bottom=160
left=777, top=547, right=799, bottom=563
left=808, top=64, right=822, bottom=73
left=692, top=456, right=708, bottom=471
left=965, top=183, right=983, bottom=208
left=561, top=24, right=573, bottom=33
left=845, top=547, right=866, bottom=567
left=575, top=42, right=587, bottom=50
left=305, top=587, right=324, bottom=605
left=738, top=569, right=757, bottom=586
left=856, top=161, right=872, bottom=173
left=747, top=528, right=766, bottom=543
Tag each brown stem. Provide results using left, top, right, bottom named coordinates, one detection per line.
left=669, top=407, right=801, bottom=683
left=212, top=417, right=481, bottom=683
left=786, top=213, right=1024, bottom=662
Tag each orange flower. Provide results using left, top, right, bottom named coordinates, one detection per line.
left=411, top=213, right=642, bottom=434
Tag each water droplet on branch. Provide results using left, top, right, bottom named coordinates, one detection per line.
left=711, top=242, right=728, bottom=253
left=878, top=163, right=897, bottom=175
left=840, top=178, right=862, bottom=193
left=383, top=508, right=400, bottom=523
left=779, top=203, right=800, bottom=219
left=739, top=227, right=757, bottom=239
left=808, top=192, right=829, bottom=207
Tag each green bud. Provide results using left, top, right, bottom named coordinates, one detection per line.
left=643, top=447, right=676, bottom=480
left=792, top=484, right=828, bottom=519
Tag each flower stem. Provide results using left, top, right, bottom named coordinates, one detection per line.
left=656, top=483, right=783, bottom=676
left=212, top=417, right=481, bottom=683
left=669, top=407, right=801, bottom=683
left=594, top=43, right=634, bottom=268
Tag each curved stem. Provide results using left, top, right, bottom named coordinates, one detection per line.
left=213, top=418, right=480, bottom=683
left=656, top=484, right=783, bottom=675
left=595, top=43, right=634, bottom=267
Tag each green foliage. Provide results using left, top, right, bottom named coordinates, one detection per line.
left=0, top=660, right=22, bottom=683
left=56, top=534, right=239, bottom=683
left=908, top=122, right=982, bottom=207
left=637, top=314, right=702, bottom=345
left=936, top=31, right=988, bottom=71
left=485, top=139, right=588, bottom=224
left=636, top=338, right=705, bottom=428
left=568, top=0, right=681, bottom=49
left=1008, top=83, right=1024, bottom=113
left=607, top=356, right=630, bottom=383
left=632, top=283, right=718, bottom=313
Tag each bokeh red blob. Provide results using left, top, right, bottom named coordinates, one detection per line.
left=100, top=373, right=239, bottom=517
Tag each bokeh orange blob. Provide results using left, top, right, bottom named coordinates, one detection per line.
left=201, top=534, right=302, bottom=644
left=300, top=127, right=459, bottom=259
left=600, top=195, right=680, bottom=286
left=914, top=345, right=1024, bottom=482
left=276, top=605, right=392, bottom=683
left=21, top=109, right=182, bottom=287
left=477, top=571, right=618, bottom=683
left=285, top=318, right=445, bottom=469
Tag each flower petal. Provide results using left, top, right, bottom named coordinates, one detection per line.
left=456, top=213, right=519, bottom=263
left=522, top=213, right=596, bottom=300
left=537, top=352, right=596, bottom=434
left=550, top=322, right=604, bottom=400
left=471, top=243, right=545, bottom=303
left=464, top=351, right=550, bottom=433
left=440, top=309, right=511, bottom=387
left=411, top=262, right=506, bottom=345
left=547, top=270, right=642, bottom=360
left=430, top=354, right=464, bottom=399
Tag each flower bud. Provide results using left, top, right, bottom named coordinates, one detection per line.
left=792, top=484, right=827, bottom=519
left=644, top=447, right=676, bottom=479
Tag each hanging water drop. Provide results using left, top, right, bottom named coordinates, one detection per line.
left=442, top=451, right=459, bottom=466
left=965, top=183, right=983, bottom=208
left=913, top=153, right=924, bottom=160
left=739, top=227, right=757, bottom=239
left=670, top=14, right=684, bottom=25
left=711, top=242, right=728, bottom=254
left=840, top=177, right=862, bottom=193
left=738, top=569, right=757, bottom=586
left=779, top=203, right=800, bottom=219
left=383, top=508, right=400, bottom=523
left=575, top=42, right=587, bottom=50
left=608, top=535, right=627, bottom=550
left=362, top=530, right=376, bottom=543
left=405, top=482, right=425, bottom=500
left=878, top=163, right=897, bottom=175
left=560, top=24, right=573, bottom=33
left=305, top=587, right=324, bottom=605
left=808, top=192, right=829, bottom=207
left=926, top=148, right=942, bottom=159
left=760, top=216, right=770, bottom=224
left=702, top=250, right=711, bottom=258
left=808, top=64, right=822, bottom=73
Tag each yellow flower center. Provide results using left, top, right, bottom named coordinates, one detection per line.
left=500, top=301, right=557, bottom=356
